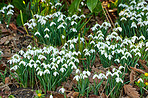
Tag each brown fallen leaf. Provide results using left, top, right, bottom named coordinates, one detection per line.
left=89, top=95, right=99, bottom=98
left=130, top=66, right=146, bottom=74
left=138, top=59, right=148, bottom=72
left=123, top=84, right=140, bottom=98
left=130, top=65, right=137, bottom=84
left=0, top=36, right=9, bottom=44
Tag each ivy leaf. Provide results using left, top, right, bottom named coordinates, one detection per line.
left=87, top=0, right=98, bottom=12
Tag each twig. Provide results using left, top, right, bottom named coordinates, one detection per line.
left=104, top=7, right=115, bottom=28
left=107, top=84, right=117, bottom=98
left=101, top=3, right=113, bottom=30
left=142, top=87, right=148, bottom=93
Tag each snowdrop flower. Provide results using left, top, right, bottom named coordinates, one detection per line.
left=93, top=74, right=99, bottom=79
left=37, top=71, right=43, bottom=76
left=50, top=22, right=56, bottom=26
left=76, top=69, right=80, bottom=74
left=70, top=28, right=77, bottom=32
left=53, top=72, right=59, bottom=76
left=59, top=87, right=65, bottom=93
left=7, top=4, right=14, bottom=9
left=73, top=75, right=80, bottom=81
left=98, top=73, right=107, bottom=79
left=50, top=94, right=53, bottom=98
left=112, top=68, right=117, bottom=72
left=60, top=67, right=66, bottom=73
left=131, top=22, right=137, bottom=28
left=121, top=56, right=127, bottom=60
left=44, top=69, right=50, bottom=74
left=35, top=31, right=40, bottom=36
left=135, top=52, right=141, bottom=57
left=72, top=14, right=79, bottom=20
left=112, top=72, right=119, bottom=77
left=55, top=3, right=62, bottom=6
left=0, top=10, right=4, bottom=13
left=119, top=66, right=125, bottom=70
left=7, top=11, right=13, bottom=15
left=66, top=17, right=71, bottom=20
left=44, top=28, right=50, bottom=32
left=120, top=17, right=127, bottom=21
left=114, top=59, right=120, bottom=63
left=108, top=55, right=112, bottom=60
left=19, top=61, right=26, bottom=66
left=106, top=71, right=112, bottom=77
left=71, top=21, right=77, bottom=25
left=81, top=2, right=84, bottom=6
left=44, top=34, right=49, bottom=38
left=80, top=14, right=86, bottom=18
left=116, top=77, right=123, bottom=83
left=38, top=55, right=47, bottom=60
left=139, top=35, right=145, bottom=40
left=19, top=50, right=24, bottom=55
left=57, top=24, right=65, bottom=29
left=10, top=65, right=18, bottom=71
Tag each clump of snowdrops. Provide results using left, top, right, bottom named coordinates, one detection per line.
left=73, top=66, right=125, bottom=97
left=9, top=45, right=79, bottom=93
left=118, top=0, right=148, bottom=39
left=90, top=22, right=148, bottom=68
left=24, top=2, right=88, bottom=46
left=0, top=4, right=14, bottom=27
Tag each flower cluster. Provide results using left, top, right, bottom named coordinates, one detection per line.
left=0, top=4, right=14, bottom=26
left=118, top=0, right=148, bottom=38
left=9, top=45, right=79, bottom=91
left=24, top=6, right=86, bottom=46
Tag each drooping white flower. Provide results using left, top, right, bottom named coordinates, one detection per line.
left=53, top=71, right=59, bottom=76
left=60, top=67, right=66, bottom=73
left=44, top=28, right=50, bottom=32
left=106, top=71, right=112, bottom=77
left=44, top=34, right=49, bottom=38
left=119, top=66, right=125, bottom=70
left=116, top=77, right=123, bottom=83
left=50, top=22, right=56, bottom=26
left=131, top=22, right=137, bottom=28
left=73, top=75, right=80, bottom=81
left=35, top=31, right=40, bottom=36
left=70, top=28, right=77, bottom=32
left=55, top=3, right=62, bottom=6
left=50, top=94, right=53, bottom=98
left=137, top=78, right=143, bottom=83
left=59, top=87, right=65, bottom=93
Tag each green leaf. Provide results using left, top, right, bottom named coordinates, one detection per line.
left=12, top=0, right=25, bottom=10
left=16, top=13, right=28, bottom=26
left=68, top=0, right=81, bottom=15
left=87, top=0, right=98, bottom=12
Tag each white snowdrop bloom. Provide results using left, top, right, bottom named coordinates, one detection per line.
left=70, top=44, right=74, bottom=49
left=44, top=28, right=50, bottom=32
left=57, top=17, right=64, bottom=22
left=61, top=35, right=65, bottom=39
left=116, top=77, right=123, bottom=83
left=90, top=41, right=95, bottom=45
left=44, top=69, right=50, bottom=74
left=34, top=63, right=38, bottom=68
left=121, top=56, right=127, bottom=60
left=35, top=31, right=40, bottom=36
left=55, top=3, right=62, bottom=6
left=60, top=68, right=66, bottom=73
left=80, top=14, right=86, bottom=18
left=85, top=71, right=91, bottom=76
left=106, top=71, right=112, bottom=77
left=71, top=65, right=77, bottom=69
left=44, top=34, right=49, bottom=38
left=10, top=65, right=18, bottom=71
left=85, top=52, right=90, bottom=56
left=108, top=55, right=112, bottom=60
left=2, top=6, right=7, bottom=10
left=50, top=94, right=53, bottom=98
left=70, top=28, right=77, bottom=32
left=37, top=71, right=43, bottom=76
left=146, top=42, right=148, bottom=47
left=76, top=69, right=80, bottom=74
left=90, top=49, right=95, bottom=53
left=137, top=78, right=143, bottom=83
left=119, top=66, right=125, bottom=70
left=7, top=4, right=14, bottom=9
left=7, top=11, right=13, bottom=15
left=57, top=24, right=65, bottom=29
left=112, top=68, right=117, bottom=72
left=131, top=22, right=137, bottom=28
left=19, top=50, right=24, bottom=55
left=125, top=52, right=132, bottom=58
left=111, top=32, right=118, bottom=36
left=72, top=14, right=79, bottom=20
left=19, top=61, right=26, bottom=66
left=38, top=55, right=47, bottom=60
left=50, top=22, right=56, bottom=26
left=66, top=17, right=71, bottom=20
left=98, top=73, right=107, bottom=79
left=51, top=65, right=57, bottom=70
left=27, top=45, right=32, bottom=49
left=120, top=17, right=127, bottom=21
left=53, top=72, right=59, bottom=76
left=137, top=21, right=144, bottom=27
left=117, top=70, right=122, bottom=74
left=78, top=8, right=81, bottom=12
left=38, top=17, right=46, bottom=25
left=139, top=35, right=145, bottom=40
left=93, top=74, right=99, bottom=79
left=114, top=59, right=120, bottom=63
left=82, top=74, right=88, bottom=79
left=81, top=2, right=84, bottom=6
left=112, top=72, right=119, bottom=77
left=0, top=9, right=4, bottom=13
left=73, top=75, right=80, bottom=81
left=71, top=21, right=77, bottom=25
left=135, top=52, right=141, bottom=57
